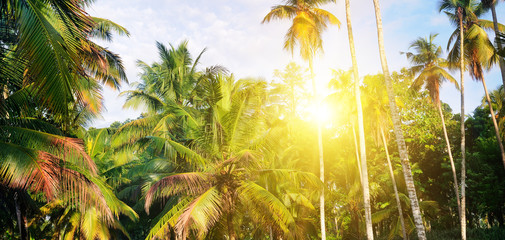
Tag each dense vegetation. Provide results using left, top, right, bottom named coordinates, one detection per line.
left=2, top=0, right=505, bottom=239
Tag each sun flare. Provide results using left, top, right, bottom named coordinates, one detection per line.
left=308, top=101, right=332, bottom=124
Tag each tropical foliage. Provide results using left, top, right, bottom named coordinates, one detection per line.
left=2, top=0, right=505, bottom=240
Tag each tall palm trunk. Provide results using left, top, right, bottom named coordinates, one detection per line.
left=458, top=7, right=467, bottom=240
left=345, top=1, right=373, bottom=238
left=380, top=127, right=407, bottom=240
left=371, top=1, right=427, bottom=239
left=352, top=126, right=363, bottom=183
left=489, top=1, right=505, bottom=86
left=437, top=101, right=462, bottom=219
left=481, top=76, right=505, bottom=168
left=309, top=58, right=326, bottom=240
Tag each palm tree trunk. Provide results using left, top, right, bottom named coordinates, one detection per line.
left=490, top=2, right=505, bottom=86
left=14, top=191, right=28, bottom=240
left=334, top=216, right=339, bottom=238
left=345, top=1, right=373, bottom=238
left=458, top=7, right=467, bottom=240
left=352, top=126, right=363, bottom=183
left=227, top=213, right=236, bottom=240
left=481, top=76, right=505, bottom=168
left=309, top=57, right=326, bottom=240
left=371, top=1, right=426, bottom=239
left=380, top=127, right=407, bottom=240
left=437, top=102, right=462, bottom=219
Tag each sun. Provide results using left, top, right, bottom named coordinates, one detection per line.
left=309, top=101, right=332, bottom=124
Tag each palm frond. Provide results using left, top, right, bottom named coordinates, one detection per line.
left=145, top=197, right=192, bottom=240
left=175, top=186, right=223, bottom=239
left=238, top=180, right=295, bottom=234
left=90, top=17, right=130, bottom=42
left=145, top=172, right=210, bottom=212
left=262, top=5, right=297, bottom=23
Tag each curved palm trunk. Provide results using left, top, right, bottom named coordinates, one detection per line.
left=309, top=58, right=326, bottom=240
left=481, top=76, right=505, bottom=168
left=345, top=1, right=373, bottom=238
left=437, top=102, right=462, bottom=219
left=458, top=8, right=467, bottom=240
left=490, top=2, right=505, bottom=86
left=371, top=1, right=427, bottom=239
left=380, top=127, right=407, bottom=240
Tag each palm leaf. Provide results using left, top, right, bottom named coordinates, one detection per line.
left=145, top=172, right=210, bottom=212
left=145, top=197, right=192, bottom=240
left=238, top=180, right=295, bottom=234
left=175, top=186, right=223, bottom=239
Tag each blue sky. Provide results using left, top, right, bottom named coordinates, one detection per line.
left=88, top=0, right=505, bottom=128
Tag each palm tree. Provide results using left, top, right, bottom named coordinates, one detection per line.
left=262, top=2, right=340, bottom=238
left=0, top=0, right=95, bottom=118
left=343, top=0, right=374, bottom=238
left=445, top=0, right=505, bottom=169
left=30, top=127, right=139, bottom=240
left=482, top=0, right=505, bottom=86
left=443, top=1, right=505, bottom=237
left=403, top=34, right=462, bottom=223
left=439, top=1, right=471, bottom=238
left=143, top=75, right=313, bottom=239
left=113, top=41, right=210, bottom=163
left=362, top=74, right=407, bottom=240
left=0, top=1, right=130, bottom=238
left=371, top=0, right=427, bottom=239
left=484, top=85, right=505, bottom=138
left=0, top=90, right=127, bottom=239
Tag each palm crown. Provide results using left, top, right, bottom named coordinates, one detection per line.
left=262, top=0, right=340, bottom=61
left=404, top=34, right=458, bottom=105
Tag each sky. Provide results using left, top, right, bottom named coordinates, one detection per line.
left=88, top=0, right=505, bottom=128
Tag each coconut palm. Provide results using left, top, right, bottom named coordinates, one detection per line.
left=0, top=0, right=95, bottom=117
left=444, top=0, right=505, bottom=170
left=442, top=1, right=505, bottom=237
left=363, top=74, right=408, bottom=240
left=371, top=0, right=427, bottom=239
left=343, top=0, right=374, bottom=238
left=262, top=2, right=340, bottom=238
left=113, top=41, right=211, bottom=166
left=0, top=2, right=130, bottom=239
left=403, top=34, right=462, bottom=224
left=29, top=127, right=139, bottom=240
left=0, top=0, right=129, bottom=131
left=484, top=85, right=505, bottom=138
left=439, top=1, right=473, bottom=238
left=481, top=0, right=505, bottom=86
left=0, top=90, right=124, bottom=239
left=143, top=75, right=312, bottom=239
